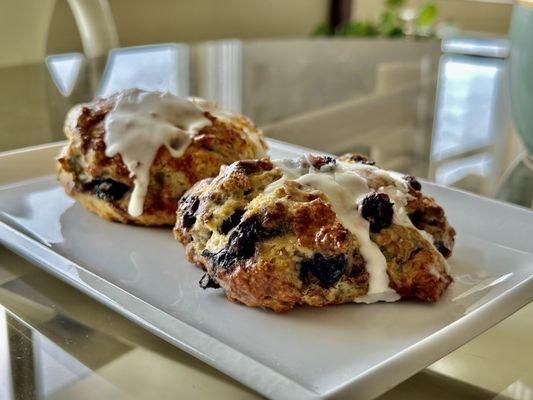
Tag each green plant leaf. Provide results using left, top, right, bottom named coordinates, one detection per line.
left=379, top=9, right=404, bottom=37
left=334, top=21, right=379, bottom=37
left=312, top=23, right=333, bottom=36
left=386, top=0, right=405, bottom=8
left=417, top=3, right=438, bottom=27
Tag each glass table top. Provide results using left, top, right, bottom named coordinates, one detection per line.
left=1, top=245, right=531, bottom=400
left=0, top=38, right=531, bottom=399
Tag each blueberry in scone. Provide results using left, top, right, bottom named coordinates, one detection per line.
left=57, top=89, right=268, bottom=226
left=174, top=154, right=455, bottom=312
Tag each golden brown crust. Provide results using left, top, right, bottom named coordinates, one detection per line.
left=57, top=93, right=268, bottom=226
left=174, top=155, right=455, bottom=312
left=406, top=195, right=456, bottom=257
left=371, top=224, right=452, bottom=301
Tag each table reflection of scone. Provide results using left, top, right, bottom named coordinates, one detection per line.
left=174, top=154, right=455, bottom=312
left=57, top=89, right=268, bottom=226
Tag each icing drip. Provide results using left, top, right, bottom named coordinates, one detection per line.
left=104, top=89, right=212, bottom=217
left=266, top=156, right=415, bottom=303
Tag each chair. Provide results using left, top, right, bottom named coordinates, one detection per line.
left=429, top=37, right=516, bottom=197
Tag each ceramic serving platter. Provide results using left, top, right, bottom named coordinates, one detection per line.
left=0, top=140, right=532, bottom=400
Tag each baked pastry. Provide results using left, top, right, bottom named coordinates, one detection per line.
left=57, top=89, right=268, bottom=225
left=174, top=154, right=455, bottom=312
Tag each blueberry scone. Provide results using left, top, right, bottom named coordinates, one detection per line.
left=57, top=89, right=267, bottom=225
left=174, top=154, right=455, bottom=312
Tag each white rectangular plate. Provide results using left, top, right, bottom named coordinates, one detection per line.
left=0, top=140, right=532, bottom=400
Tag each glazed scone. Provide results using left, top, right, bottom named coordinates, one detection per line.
left=57, top=89, right=268, bottom=226
left=174, top=154, right=455, bottom=312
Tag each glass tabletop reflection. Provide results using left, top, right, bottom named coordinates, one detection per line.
left=1, top=246, right=531, bottom=400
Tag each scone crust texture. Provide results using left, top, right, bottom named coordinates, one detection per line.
left=174, top=155, right=455, bottom=312
left=57, top=93, right=268, bottom=225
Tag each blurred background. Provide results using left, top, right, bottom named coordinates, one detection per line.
left=0, top=0, right=526, bottom=200
left=2, top=2, right=533, bottom=400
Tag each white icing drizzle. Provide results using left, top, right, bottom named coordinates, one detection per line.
left=266, top=156, right=408, bottom=303
left=341, top=161, right=452, bottom=278
left=104, top=89, right=212, bottom=217
left=104, top=91, right=266, bottom=217
left=268, top=156, right=451, bottom=295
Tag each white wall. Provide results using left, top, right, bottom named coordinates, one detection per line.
left=1, top=0, right=328, bottom=67
left=45, top=0, right=329, bottom=55
left=0, top=0, right=513, bottom=68
left=0, top=0, right=56, bottom=67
